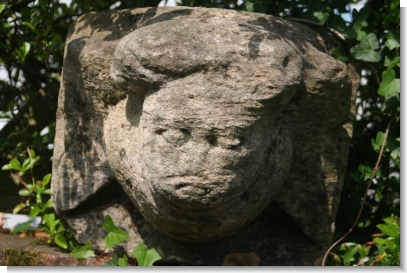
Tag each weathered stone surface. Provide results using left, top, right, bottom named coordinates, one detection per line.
left=51, top=7, right=358, bottom=265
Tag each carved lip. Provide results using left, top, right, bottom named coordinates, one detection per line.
left=155, top=174, right=238, bottom=206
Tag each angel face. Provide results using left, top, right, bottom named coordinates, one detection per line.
left=104, top=74, right=293, bottom=241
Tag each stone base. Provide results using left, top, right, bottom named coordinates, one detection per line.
left=61, top=182, right=325, bottom=266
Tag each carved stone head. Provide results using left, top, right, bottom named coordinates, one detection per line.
left=101, top=16, right=310, bottom=241
left=52, top=7, right=356, bottom=259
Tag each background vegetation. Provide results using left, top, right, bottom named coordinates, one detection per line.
left=0, top=0, right=400, bottom=266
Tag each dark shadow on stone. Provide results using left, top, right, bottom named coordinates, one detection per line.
left=72, top=7, right=193, bottom=42
left=126, top=93, right=144, bottom=127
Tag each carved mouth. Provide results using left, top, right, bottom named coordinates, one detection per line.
left=154, top=174, right=239, bottom=208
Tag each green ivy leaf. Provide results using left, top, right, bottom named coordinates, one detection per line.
left=312, top=11, right=329, bottom=25
left=245, top=0, right=254, bottom=12
left=0, top=4, right=4, bottom=13
left=390, top=147, right=400, bottom=161
left=384, top=56, right=400, bottom=68
left=133, top=243, right=147, bottom=265
left=103, top=215, right=129, bottom=249
left=55, top=233, right=68, bottom=249
left=118, top=255, right=128, bottom=266
left=371, top=131, right=385, bottom=152
left=132, top=243, right=162, bottom=266
left=352, top=4, right=370, bottom=22
left=385, top=31, right=400, bottom=50
left=350, top=33, right=380, bottom=62
left=358, top=164, right=372, bottom=181
left=378, top=69, right=400, bottom=96
left=381, top=95, right=399, bottom=113
left=69, top=242, right=95, bottom=259
left=345, top=20, right=367, bottom=41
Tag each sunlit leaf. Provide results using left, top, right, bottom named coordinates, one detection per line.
left=21, top=42, right=31, bottom=58
left=28, top=149, right=36, bottom=158
left=10, top=158, right=22, bottom=171
left=55, top=233, right=68, bottom=249
left=42, top=173, right=52, bottom=186
left=69, top=242, right=95, bottom=259
left=385, top=31, right=400, bottom=50
left=21, top=159, right=31, bottom=171
left=345, top=20, right=367, bottom=41
left=2, top=164, right=14, bottom=171
left=245, top=0, right=254, bottom=12
left=377, top=224, right=398, bottom=238
left=19, top=188, right=31, bottom=196
left=29, top=204, right=41, bottom=218
left=118, top=255, right=128, bottom=266
left=384, top=55, right=400, bottom=68
left=103, top=215, right=129, bottom=249
left=371, top=131, right=385, bottom=151
left=378, top=69, right=400, bottom=96
left=132, top=243, right=162, bottom=266
left=350, top=33, right=380, bottom=62
left=312, top=11, right=329, bottom=25
left=44, top=199, right=53, bottom=209
left=22, top=21, right=36, bottom=32
left=341, top=245, right=358, bottom=265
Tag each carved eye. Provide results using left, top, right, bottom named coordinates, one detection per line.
left=179, top=128, right=191, bottom=136
left=159, top=128, right=190, bottom=146
left=218, top=137, right=243, bottom=150
left=155, top=128, right=167, bottom=135
left=205, top=133, right=217, bottom=146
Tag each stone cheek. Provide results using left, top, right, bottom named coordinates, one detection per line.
left=51, top=7, right=357, bottom=265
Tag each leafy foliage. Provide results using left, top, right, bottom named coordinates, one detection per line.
left=69, top=241, right=95, bottom=259
left=68, top=215, right=162, bottom=266
left=133, top=243, right=163, bottom=266
left=329, top=215, right=400, bottom=266
left=1, top=149, right=77, bottom=250
left=103, top=215, right=129, bottom=249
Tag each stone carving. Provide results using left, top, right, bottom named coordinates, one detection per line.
left=51, top=7, right=358, bottom=265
